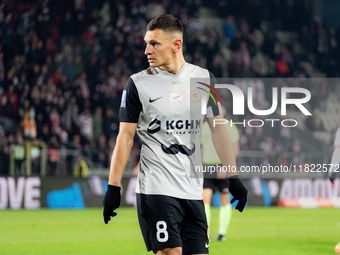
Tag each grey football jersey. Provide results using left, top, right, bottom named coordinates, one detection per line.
left=119, top=62, right=221, bottom=199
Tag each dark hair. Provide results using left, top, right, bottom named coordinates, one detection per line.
left=146, top=14, right=183, bottom=34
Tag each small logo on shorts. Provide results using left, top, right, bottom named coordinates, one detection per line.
left=205, top=243, right=209, bottom=248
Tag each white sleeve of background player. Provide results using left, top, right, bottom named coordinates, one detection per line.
left=329, top=147, right=340, bottom=175
left=329, top=127, right=340, bottom=175
left=334, top=127, right=340, bottom=147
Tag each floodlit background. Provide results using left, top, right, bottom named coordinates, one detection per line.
left=0, top=0, right=339, bottom=254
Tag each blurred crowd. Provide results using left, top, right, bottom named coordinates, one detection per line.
left=0, top=0, right=339, bottom=176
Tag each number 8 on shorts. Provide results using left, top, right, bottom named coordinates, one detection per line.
left=156, top=221, right=169, bottom=242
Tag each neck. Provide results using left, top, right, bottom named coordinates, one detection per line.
left=159, top=54, right=185, bottom=74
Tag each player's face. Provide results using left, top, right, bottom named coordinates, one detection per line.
left=144, top=29, right=174, bottom=68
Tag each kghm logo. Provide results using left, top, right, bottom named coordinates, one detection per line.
left=147, top=118, right=202, bottom=134
left=170, top=93, right=183, bottom=102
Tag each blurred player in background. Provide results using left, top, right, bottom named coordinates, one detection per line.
left=103, top=14, right=247, bottom=255
left=201, top=107, right=240, bottom=241
left=73, top=155, right=88, bottom=178
left=329, top=126, right=340, bottom=182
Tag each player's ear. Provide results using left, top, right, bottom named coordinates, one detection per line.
left=172, top=38, right=182, bottom=53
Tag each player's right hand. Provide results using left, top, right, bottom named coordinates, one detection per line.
left=103, top=185, right=121, bottom=224
left=228, top=175, right=248, bottom=212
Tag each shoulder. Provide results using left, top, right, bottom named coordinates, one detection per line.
left=131, top=67, right=159, bottom=78
left=130, top=67, right=161, bottom=86
left=185, top=62, right=211, bottom=76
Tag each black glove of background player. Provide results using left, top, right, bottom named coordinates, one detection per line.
left=103, top=185, right=121, bottom=224
left=228, top=175, right=248, bottom=212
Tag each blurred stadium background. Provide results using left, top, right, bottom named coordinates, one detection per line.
left=1, top=0, right=340, bottom=176
left=0, top=0, right=340, bottom=254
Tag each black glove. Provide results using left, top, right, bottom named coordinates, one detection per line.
left=103, top=185, right=121, bottom=224
left=229, top=175, right=248, bottom=212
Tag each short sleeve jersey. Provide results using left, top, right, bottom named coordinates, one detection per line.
left=201, top=120, right=239, bottom=165
left=334, top=126, right=340, bottom=148
left=118, top=62, right=221, bottom=199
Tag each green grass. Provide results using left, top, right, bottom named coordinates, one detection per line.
left=0, top=207, right=339, bottom=254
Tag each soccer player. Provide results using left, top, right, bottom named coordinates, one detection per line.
left=103, top=14, right=247, bottom=255
left=73, top=155, right=88, bottom=178
left=201, top=109, right=240, bottom=242
left=329, top=125, right=340, bottom=182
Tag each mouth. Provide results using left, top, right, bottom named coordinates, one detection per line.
left=148, top=58, right=155, bottom=63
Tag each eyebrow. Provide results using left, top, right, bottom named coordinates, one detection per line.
left=144, top=39, right=160, bottom=44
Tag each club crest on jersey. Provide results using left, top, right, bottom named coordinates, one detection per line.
left=170, top=93, right=183, bottom=102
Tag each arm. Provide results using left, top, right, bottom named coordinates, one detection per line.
left=103, top=122, right=137, bottom=224
left=206, top=114, right=247, bottom=212
left=232, top=141, right=240, bottom=158
left=103, top=76, right=142, bottom=223
left=110, top=77, right=141, bottom=181
left=108, top=122, right=138, bottom=186
left=206, top=115, right=238, bottom=177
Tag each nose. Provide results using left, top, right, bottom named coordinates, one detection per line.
left=144, top=44, right=152, bottom=55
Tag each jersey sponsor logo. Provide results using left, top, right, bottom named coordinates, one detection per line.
left=147, top=119, right=161, bottom=134
left=120, top=90, right=127, bottom=107
left=190, top=90, right=201, bottom=102
left=169, top=93, right=183, bottom=102
left=149, top=96, right=163, bottom=103
left=147, top=119, right=202, bottom=135
left=166, top=119, right=201, bottom=130
left=161, top=143, right=195, bottom=156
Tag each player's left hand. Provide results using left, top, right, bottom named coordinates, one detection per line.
left=228, top=175, right=248, bottom=212
left=103, top=185, right=121, bottom=224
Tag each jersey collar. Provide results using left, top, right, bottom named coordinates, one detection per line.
left=153, top=62, right=188, bottom=77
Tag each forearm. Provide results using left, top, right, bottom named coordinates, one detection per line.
left=108, top=134, right=134, bottom=186
left=232, top=141, right=240, bottom=158
left=211, top=125, right=238, bottom=177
